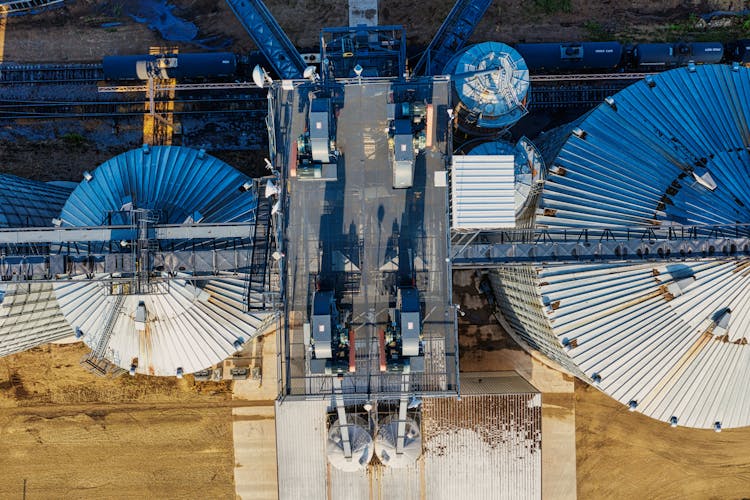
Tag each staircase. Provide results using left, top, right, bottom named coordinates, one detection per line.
left=80, top=294, right=126, bottom=377
left=246, top=195, right=275, bottom=310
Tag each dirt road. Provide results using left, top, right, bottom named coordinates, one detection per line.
left=0, top=343, right=245, bottom=499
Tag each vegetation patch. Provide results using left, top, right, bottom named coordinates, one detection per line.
left=533, top=0, right=571, bottom=15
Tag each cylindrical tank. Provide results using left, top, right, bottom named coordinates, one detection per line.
left=515, top=42, right=622, bottom=72
left=374, top=415, right=421, bottom=467
left=327, top=416, right=373, bottom=471
left=632, top=42, right=722, bottom=68
left=728, top=39, right=750, bottom=63
left=103, top=52, right=237, bottom=80
left=0, top=175, right=75, bottom=357
left=53, top=146, right=267, bottom=376
left=491, top=65, right=750, bottom=429
left=689, top=42, right=724, bottom=64
left=445, top=42, right=530, bottom=134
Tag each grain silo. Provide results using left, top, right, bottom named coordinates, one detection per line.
left=446, top=42, right=530, bottom=134
left=490, top=64, right=750, bottom=428
left=326, top=415, right=374, bottom=471
left=374, top=415, right=422, bottom=467
left=0, top=174, right=75, bottom=357
left=52, top=146, right=269, bottom=376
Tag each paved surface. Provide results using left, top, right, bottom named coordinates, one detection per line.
left=233, top=405, right=278, bottom=500
left=233, top=331, right=280, bottom=500
left=275, top=78, right=456, bottom=398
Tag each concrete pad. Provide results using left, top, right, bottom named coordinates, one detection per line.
left=349, top=0, right=378, bottom=27
left=233, top=405, right=278, bottom=500
left=233, top=331, right=278, bottom=401
left=542, top=393, right=577, bottom=500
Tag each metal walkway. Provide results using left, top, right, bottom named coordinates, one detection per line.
left=224, top=0, right=305, bottom=79
left=451, top=224, right=750, bottom=267
left=0, top=222, right=258, bottom=283
left=0, top=0, right=62, bottom=14
left=529, top=83, right=631, bottom=109
left=413, top=0, right=493, bottom=76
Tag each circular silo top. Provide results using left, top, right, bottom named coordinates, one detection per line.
left=327, top=416, right=374, bottom=471
left=374, top=415, right=422, bottom=467
left=448, top=42, right=530, bottom=129
left=502, top=65, right=750, bottom=428
left=53, top=146, right=268, bottom=377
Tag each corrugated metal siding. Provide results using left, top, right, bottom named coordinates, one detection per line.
left=0, top=175, right=74, bottom=356
left=536, top=65, right=750, bottom=229
left=59, top=146, right=258, bottom=227
left=423, top=393, right=542, bottom=500
left=0, top=284, right=74, bottom=357
left=538, top=260, right=750, bottom=428
left=275, top=400, right=329, bottom=500
left=53, top=146, right=267, bottom=376
left=452, top=155, right=515, bottom=229
left=493, top=65, right=750, bottom=428
left=0, top=174, right=72, bottom=228
left=489, top=266, right=586, bottom=379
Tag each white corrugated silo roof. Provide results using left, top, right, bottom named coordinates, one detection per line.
left=496, top=64, right=750, bottom=429
left=52, top=146, right=269, bottom=376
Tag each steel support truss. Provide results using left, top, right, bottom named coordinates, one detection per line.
left=451, top=224, right=750, bottom=267
left=0, top=222, right=257, bottom=283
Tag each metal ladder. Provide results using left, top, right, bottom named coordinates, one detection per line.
left=80, top=294, right=126, bottom=376
left=247, top=194, right=275, bottom=310
left=0, top=0, right=63, bottom=14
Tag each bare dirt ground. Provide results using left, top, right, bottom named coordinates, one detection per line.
left=575, top=380, right=750, bottom=500
left=0, top=343, right=243, bottom=499
left=0, top=136, right=269, bottom=182
left=1, top=1, right=746, bottom=63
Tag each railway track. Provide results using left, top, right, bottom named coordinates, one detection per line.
left=0, top=95, right=268, bottom=119
left=529, top=82, right=633, bottom=109
left=0, top=63, right=105, bottom=84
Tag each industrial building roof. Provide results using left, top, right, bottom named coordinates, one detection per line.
left=536, top=64, right=750, bottom=230
left=275, top=372, right=541, bottom=500
left=422, top=390, right=541, bottom=500
left=272, top=78, right=457, bottom=398
left=0, top=174, right=72, bottom=228
left=537, top=260, right=750, bottom=428
left=493, top=64, right=750, bottom=429
left=53, top=146, right=268, bottom=376
left=452, top=155, right=515, bottom=230
left=0, top=284, right=73, bottom=357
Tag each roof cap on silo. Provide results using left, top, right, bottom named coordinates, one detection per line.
left=448, top=42, right=530, bottom=129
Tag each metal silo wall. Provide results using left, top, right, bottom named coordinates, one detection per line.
left=488, top=266, right=587, bottom=379
left=53, top=146, right=268, bottom=376
left=0, top=174, right=75, bottom=357
left=0, top=174, right=72, bottom=228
